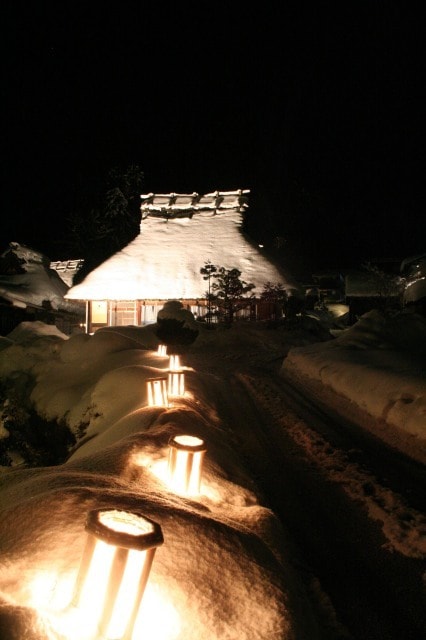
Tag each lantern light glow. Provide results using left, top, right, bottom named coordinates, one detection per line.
left=147, top=377, right=169, bottom=407
left=169, top=355, right=181, bottom=371
left=71, top=508, right=163, bottom=640
left=157, top=344, right=167, bottom=356
left=168, top=371, right=185, bottom=397
left=168, top=435, right=206, bottom=496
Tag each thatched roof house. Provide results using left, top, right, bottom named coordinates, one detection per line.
left=0, top=242, right=84, bottom=335
left=65, top=190, right=298, bottom=332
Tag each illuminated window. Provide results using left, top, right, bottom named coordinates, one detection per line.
left=92, top=301, right=108, bottom=324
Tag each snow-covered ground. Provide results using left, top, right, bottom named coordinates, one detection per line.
left=283, top=308, right=426, bottom=450
left=0, top=303, right=425, bottom=639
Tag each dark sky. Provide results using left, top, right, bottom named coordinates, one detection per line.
left=1, top=1, right=424, bottom=276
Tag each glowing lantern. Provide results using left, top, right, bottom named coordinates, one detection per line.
left=157, top=344, right=167, bottom=356
left=169, top=354, right=181, bottom=371
left=71, top=508, right=163, bottom=640
left=168, top=435, right=206, bottom=496
left=146, top=377, right=168, bottom=407
left=168, top=371, right=185, bottom=397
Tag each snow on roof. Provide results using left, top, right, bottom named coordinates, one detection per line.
left=66, top=202, right=298, bottom=301
left=140, top=190, right=250, bottom=216
left=400, top=254, right=426, bottom=304
left=50, top=259, right=85, bottom=287
left=1, top=241, right=50, bottom=268
left=404, top=277, right=426, bottom=304
left=345, top=270, right=401, bottom=298
left=0, top=242, right=82, bottom=313
left=400, top=253, right=426, bottom=273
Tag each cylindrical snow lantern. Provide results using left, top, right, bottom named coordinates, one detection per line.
left=169, top=354, right=181, bottom=371
left=146, top=377, right=168, bottom=407
left=71, top=509, right=163, bottom=640
left=157, top=344, right=167, bottom=357
left=168, top=435, right=206, bottom=496
left=168, top=371, right=185, bottom=397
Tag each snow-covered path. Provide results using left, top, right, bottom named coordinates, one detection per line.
left=1, top=312, right=425, bottom=640
left=199, top=364, right=426, bottom=640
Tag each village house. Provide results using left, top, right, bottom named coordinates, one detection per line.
left=400, top=253, right=426, bottom=315
left=0, top=243, right=84, bottom=335
left=65, top=189, right=299, bottom=333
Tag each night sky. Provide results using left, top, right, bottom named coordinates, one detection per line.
left=2, top=2, right=424, bottom=277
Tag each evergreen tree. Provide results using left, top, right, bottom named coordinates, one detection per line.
left=106, top=163, right=145, bottom=212
left=65, top=164, right=145, bottom=273
left=208, top=266, right=255, bottom=324
left=200, top=261, right=217, bottom=324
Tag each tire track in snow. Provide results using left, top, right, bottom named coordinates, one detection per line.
left=238, top=372, right=426, bottom=560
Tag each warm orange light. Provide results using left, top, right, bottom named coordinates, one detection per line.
left=157, top=344, right=167, bottom=356
left=169, top=355, right=181, bottom=371
left=168, top=435, right=206, bottom=496
left=168, top=371, right=185, bottom=397
left=71, top=509, right=163, bottom=640
left=147, top=377, right=168, bottom=407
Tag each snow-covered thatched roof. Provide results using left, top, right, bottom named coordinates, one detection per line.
left=140, top=190, right=250, bottom=217
left=65, top=190, right=299, bottom=302
left=0, top=242, right=83, bottom=314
